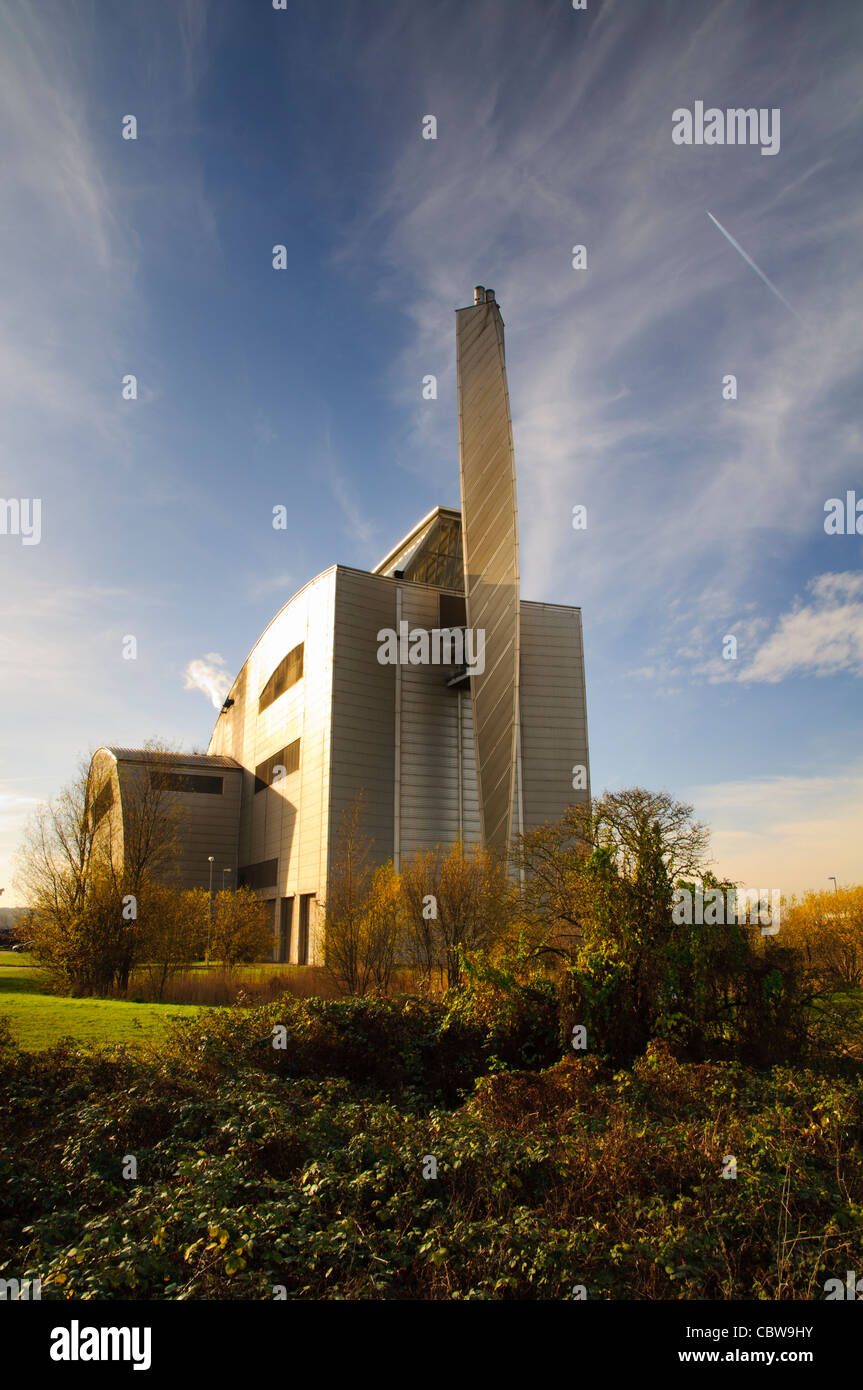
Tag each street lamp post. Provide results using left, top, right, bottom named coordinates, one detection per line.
left=207, top=856, right=216, bottom=964
left=829, top=876, right=838, bottom=893
left=222, top=868, right=232, bottom=891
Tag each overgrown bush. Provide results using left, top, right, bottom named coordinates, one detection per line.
left=0, top=1014, right=16, bottom=1063
left=1, top=1033, right=860, bottom=1301
left=166, top=968, right=562, bottom=1104
left=208, top=886, right=273, bottom=967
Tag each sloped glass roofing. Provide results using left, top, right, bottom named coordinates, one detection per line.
left=374, top=508, right=464, bottom=591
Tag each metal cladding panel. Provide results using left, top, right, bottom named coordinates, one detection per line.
left=329, top=568, right=397, bottom=865
left=518, top=601, right=591, bottom=828
left=206, top=566, right=338, bottom=962
left=396, top=583, right=479, bottom=858
left=456, top=297, right=520, bottom=860
left=105, top=755, right=243, bottom=892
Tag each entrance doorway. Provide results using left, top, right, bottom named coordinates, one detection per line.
left=278, top=897, right=293, bottom=963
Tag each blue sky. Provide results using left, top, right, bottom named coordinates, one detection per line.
left=2, top=0, right=862, bottom=902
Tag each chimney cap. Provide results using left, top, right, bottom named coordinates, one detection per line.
left=473, top=285, right=485, bottom=305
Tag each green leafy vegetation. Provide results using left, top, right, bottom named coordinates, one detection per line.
left=5, top=784, right=862, bottom=1300
left=0, top=991, right=860, bottom=1300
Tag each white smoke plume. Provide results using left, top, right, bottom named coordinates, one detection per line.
left=183, top=652, right=233, bottom=710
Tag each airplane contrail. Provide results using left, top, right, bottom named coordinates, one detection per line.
left=707, top=211, right=801, bottom=320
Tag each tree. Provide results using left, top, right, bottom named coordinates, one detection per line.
left=516, top=789, right=716, bottom=1060
left=513, top=803, right=596, bottom=960
left=15, top=759, right=96, bottom=934
left=782, top=886, right=863, bottom=989
left=363, top=861, right=402, bottom=994
left=322, top=795, right=375, bottom=994
left=83, top=741, right=185, bottom=992
left=590, top=787, right=710, bottom=881
left=137, top=885, right=208, bottom=1000
left=517, top=789, right=822, bottom=1065
left=14, top=759, right=116, bottom=994
left=399, top=842, right=510, bottom=990
left=515, top=789, right=711, bottom=961
left=103, top=748, right=184, bottom=898
left=558, top=812, right=679, bottom=1061
left=209, top=887, right=272, bottom=967
left=14, top=744, right=184, bottom=996
left=322, top=796, right=403, bottom=995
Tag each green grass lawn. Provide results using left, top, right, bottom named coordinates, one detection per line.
left=0, top=953, right=202, bottom=1051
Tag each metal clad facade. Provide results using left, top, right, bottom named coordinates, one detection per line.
left=329, top=567, right=397, bottom=867
left=109, top=755, right=243, bottom=892
left=328, top=570, right=483, bottom=869
left=518, top=601, right=591, bottom=827
left=396, top=582, right=481, bottom=857
left=208, top=567, right=338, bottom=959
left=91, top=294, right=589, bottom=967
left=456, top=297, right=520, bottom=860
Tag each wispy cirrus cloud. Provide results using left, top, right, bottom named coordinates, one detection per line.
left=338, top=0, right=863, bottom=636
left=245, top=571, right=295, bottom=601
left=1, top=0, right=860, bottom=908
left=0, top=3, right=134, bottom=453
left=630, top=573, right=863, bottom=687
left=734, top=572, right=863, bottom=684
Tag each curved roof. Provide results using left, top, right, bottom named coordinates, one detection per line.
left=102, top=747, right=242, bottom=769
left=211, top=502, right=466, bottom=730
left=211, top=564, right=339, bottom=719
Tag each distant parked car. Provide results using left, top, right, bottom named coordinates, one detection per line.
left=12, top=941, right=32, bottom=953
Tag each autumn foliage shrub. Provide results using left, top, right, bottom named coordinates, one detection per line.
left=1, top=1033, right=860, bottom=1301
left=165, top=970, right=561, bottom=1104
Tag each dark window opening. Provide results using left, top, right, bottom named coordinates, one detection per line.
left=259, top=643, right=304, bottom=714
left=439, top=593, right=467, bottom=629
left=298, top=893, right=315, bottom=966
left=238, top=858, right=278, bottom=891
left=279, top=897, right=293, bottom=963
left=254, top=738, right=301, bottom=794
left=91, top=780, right=114, bottom=825
left=150, top=772, right=224, bottom=795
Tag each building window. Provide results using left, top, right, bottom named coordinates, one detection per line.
left=439, top=593, right=467, bottom=629
left=237, top=858, right=278, bottom=890
left=91, top=780, right=114, bottom=825
left=254, top=739, right=301, bottom=794
left=150, top=771, right=224, bottom=795
left=408, top=514, right=463, bottom=588
left=298, top=893, right=315, bottom=966
left=380, top=513, right=464, bottom=590
left=278, top=897, right=293, bottom=963
left=259, top=643, right=304, bottom=714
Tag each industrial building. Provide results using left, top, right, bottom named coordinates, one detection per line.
left=88, top=290, right=590, bottom=964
